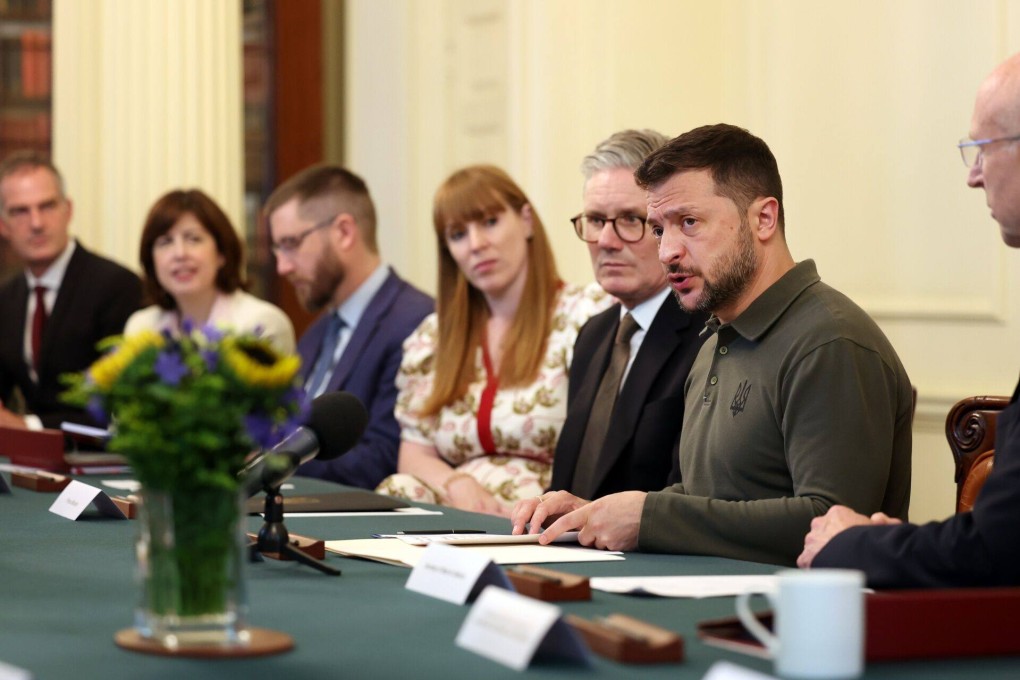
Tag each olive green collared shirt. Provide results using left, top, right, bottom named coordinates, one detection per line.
left=638, top=260, right=912, bottom=566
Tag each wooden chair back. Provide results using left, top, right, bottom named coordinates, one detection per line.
left=945, top=395, right=1010, bottom=513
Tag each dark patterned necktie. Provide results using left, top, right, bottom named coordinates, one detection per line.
left=572, top=313, right=639, bottom=498
left=31, top=285, right=47, bottom=372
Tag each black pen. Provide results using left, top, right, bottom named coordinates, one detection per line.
left=394, top=530, right=487, bottom=535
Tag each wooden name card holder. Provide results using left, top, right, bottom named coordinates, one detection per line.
left=506, top=565, right=591, bottom=601
left=246, top=532, right=326, bottom=561
left=11, top=470, right=71, bottom=493
left=567, top=613, right=684, bottom=664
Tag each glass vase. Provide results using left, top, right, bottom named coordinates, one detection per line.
left=134, top=485, right=249, bottom=649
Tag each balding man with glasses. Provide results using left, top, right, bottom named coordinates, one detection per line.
left=542, top=130, right=708, bottom=501
left=798, top=51, right=1020, bottom=587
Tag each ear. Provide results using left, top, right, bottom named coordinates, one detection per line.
left=749, top=197, right=780, bottom=243
left=520, top=203, right=534, bottom=239
left=333, top=213, right=358, bottom=250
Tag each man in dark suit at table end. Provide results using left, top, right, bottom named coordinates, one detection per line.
left=264, top=164, right=433, bottom=489
left=513, top=124, right=913, bottom=567
left=798, top=51, right=1020, bottom=588
left=0, top=151, right=142, bottom=431
left=550, top=129, right=708, bottom=499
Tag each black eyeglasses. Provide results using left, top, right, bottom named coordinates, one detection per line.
left=958, top=134, right=1020, bottom=168
left=570, top=213, right=647, bottom=243
left=271, top=215, right=337, bottom=257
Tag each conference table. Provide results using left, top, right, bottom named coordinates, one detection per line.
left=2, top=474, right=1018, bottom=680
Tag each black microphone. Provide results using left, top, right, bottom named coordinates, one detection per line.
left=241, top=391, right=368, bottom=496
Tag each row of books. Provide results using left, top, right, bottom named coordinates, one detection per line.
left=0, top=0, right=51, bottom=21
left=1, top=31, right=52, bottom=101
left=0, top=31, right=52, bottom=100
left=0, top=110, right=50, bottom=157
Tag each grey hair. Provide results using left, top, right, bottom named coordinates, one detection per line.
left=0, top=151, right=66, bottom=212
left=580, top=129, right=670, bottom=181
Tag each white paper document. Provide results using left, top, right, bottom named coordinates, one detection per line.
left=390, top=531, right=580, bottom=546
left=590, top=574, right=778, bottom=598
left=60, top=421, right=111, bottom=439
left=101, top=479, right=141, bottom=492
left=284, top=507, right=443, bottom=518
left=325, top=537, right=624, bottom=568
left=702, top=660, right=779, bottom=680
left=0, top=463, right=54, bottom=475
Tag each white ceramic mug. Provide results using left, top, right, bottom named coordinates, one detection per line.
left=735, top=569, right=865, bottom=679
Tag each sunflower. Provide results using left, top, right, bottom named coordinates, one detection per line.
left=221, top=336, right=300, bottom=388
left=89, top=330, right=165, bottom=390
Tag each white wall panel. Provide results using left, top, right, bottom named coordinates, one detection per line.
left=345, top=0, right=1020, bottom=521
left=53, top=0, right=244, bottom=272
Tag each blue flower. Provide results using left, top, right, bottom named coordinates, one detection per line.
left=201, top=325, right=224, bottom=343
left=86, top=396, right=109, bottom=426
left=154, top=351, right=189, bottom=386
left=286, top=386, right=309, bottom=411
left=244, top=412, right=277, bottom=450
left=201, top=349, right=219, bottom=372
left=181, top=318, right=195, bottom=335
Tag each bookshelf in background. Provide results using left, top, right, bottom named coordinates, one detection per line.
left=242, top=0, right=274, bottom=302
left=0, top=1, right=325, bottom=323
left=0, top=0, right=52, bottom=282
left=241, top=0, right=326, bottom=338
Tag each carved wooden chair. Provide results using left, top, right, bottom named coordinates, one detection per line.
left=945, top=395, right=1010, bottom=513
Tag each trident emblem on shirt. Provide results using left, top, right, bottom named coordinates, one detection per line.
left=730, top=380, right=751, bottom=416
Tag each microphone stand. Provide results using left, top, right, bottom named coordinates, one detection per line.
left=251, top=484, right=341, bottom=576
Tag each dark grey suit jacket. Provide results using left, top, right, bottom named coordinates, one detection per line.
left=0, top=243, right=142, bottom=429
left=296, top=268, right=433, bottom=489
left=550, top=295, right=708, bottom=498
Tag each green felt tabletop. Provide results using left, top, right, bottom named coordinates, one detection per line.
left=1, top=472, right=1018, bottom=679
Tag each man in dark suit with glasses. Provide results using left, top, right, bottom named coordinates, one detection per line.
left=544, top=129, right=707, bottom=501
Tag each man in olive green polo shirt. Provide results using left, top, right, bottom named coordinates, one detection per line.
left=511, top=124, right=912, bottom=566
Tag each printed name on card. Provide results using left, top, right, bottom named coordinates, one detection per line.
left=48, top=480, right=127, bottom=520
left=405, top=542, right=510, bottom=604
left=456, top=585, right=590, bottom=670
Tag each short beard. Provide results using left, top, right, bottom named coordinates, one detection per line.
left=672, top=215, right=758, bottom=316
left=301, top=248, right=345, bottom=312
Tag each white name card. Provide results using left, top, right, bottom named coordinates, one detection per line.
left=405, top=542, right=510, bottom=604
left=48, top=480, right=127, bottom=520
left=702, top=660, right=778, bottom=680
left=0, top=659, right=32, bottom=680
left=456, top=585, right=590, bottom=670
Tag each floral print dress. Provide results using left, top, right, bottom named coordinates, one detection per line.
left=376, top=282, right=612, bottom=511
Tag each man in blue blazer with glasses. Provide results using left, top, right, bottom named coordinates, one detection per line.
left=265, top=164, right=433, bottom=489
